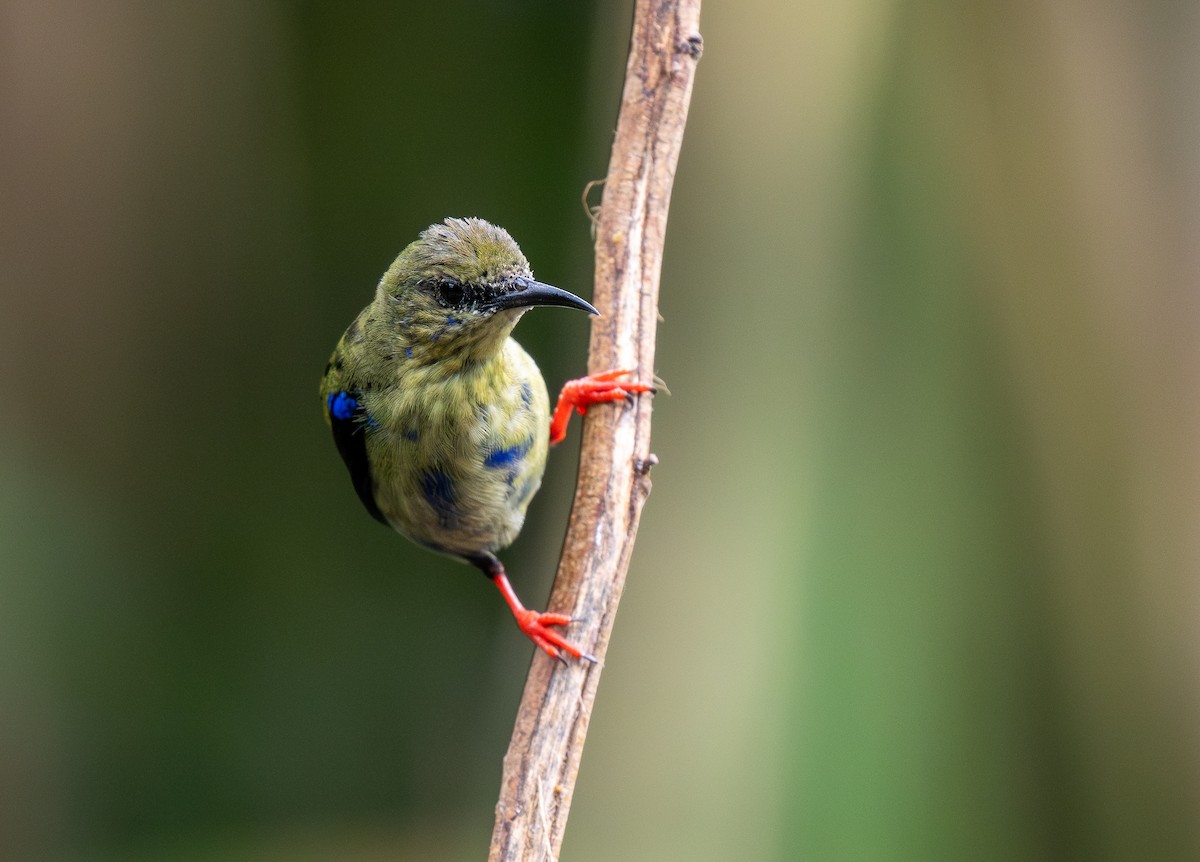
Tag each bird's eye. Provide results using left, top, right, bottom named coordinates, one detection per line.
left=437, top=280, right=466, bottom=307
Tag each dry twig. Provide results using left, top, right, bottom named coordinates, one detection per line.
left=488, top=1, right=702, bottom=859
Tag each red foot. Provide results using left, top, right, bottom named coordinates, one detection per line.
left=493, top=570, right=595, bottom=662
left=513, top=609, right=594, bottom=662
left=549, top=368, right=656, bottom=445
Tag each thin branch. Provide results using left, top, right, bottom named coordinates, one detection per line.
left=488, top=2, right=702, bottom=861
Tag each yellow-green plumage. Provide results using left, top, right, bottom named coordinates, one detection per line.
left=320, top=218, right=591, bottom=561
left=362, top=340, right=549, bottom=555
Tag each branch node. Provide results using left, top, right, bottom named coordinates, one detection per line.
left=678, top=34, right=704, bottom=59
left=635, top=453, right=659, bottom=476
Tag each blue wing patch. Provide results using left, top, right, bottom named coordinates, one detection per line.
left=327, top=391, right=358, bottom=421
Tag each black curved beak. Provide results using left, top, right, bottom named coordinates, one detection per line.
left=487, top=277, right=599, bottom=316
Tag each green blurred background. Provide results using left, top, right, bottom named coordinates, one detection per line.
left=3, top=1, right=1198, bottom=859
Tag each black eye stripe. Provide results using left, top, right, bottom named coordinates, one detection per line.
left=420, top=275, right=529, bottom=310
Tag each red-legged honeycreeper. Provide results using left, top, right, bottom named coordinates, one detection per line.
left=320, top=218, right=653, bottom=661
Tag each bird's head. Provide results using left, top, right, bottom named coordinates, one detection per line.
left=375, top=217, right=597, bottom=364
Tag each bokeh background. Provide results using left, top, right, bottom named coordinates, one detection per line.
left=3, top=1, right=1199, bottom=859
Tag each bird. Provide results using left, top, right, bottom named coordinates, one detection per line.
left=320, top=217, right=653, bottom=661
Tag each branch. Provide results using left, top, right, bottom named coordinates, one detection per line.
left=488, top=2, right=702, bottom=860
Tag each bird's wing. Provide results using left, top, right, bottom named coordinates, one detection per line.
left=323, top=386, right=390, bottom=527
left=322, top=324, right=391, bottom=529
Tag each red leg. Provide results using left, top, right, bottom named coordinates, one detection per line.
left=472, top=553, right=596, bottom=662
left=549, top=368, right=656, bottom=445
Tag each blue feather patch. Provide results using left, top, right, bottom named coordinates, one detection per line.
left=327, top=391, right=357, bottom=421
left=484, top=437, right=533, bottom=469
left=421, top=470, right=457, bottom=526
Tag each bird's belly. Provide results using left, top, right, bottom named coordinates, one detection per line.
left=382, top=453, right=541, bottom=555
left=366, top=392, right=549, bottom=557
